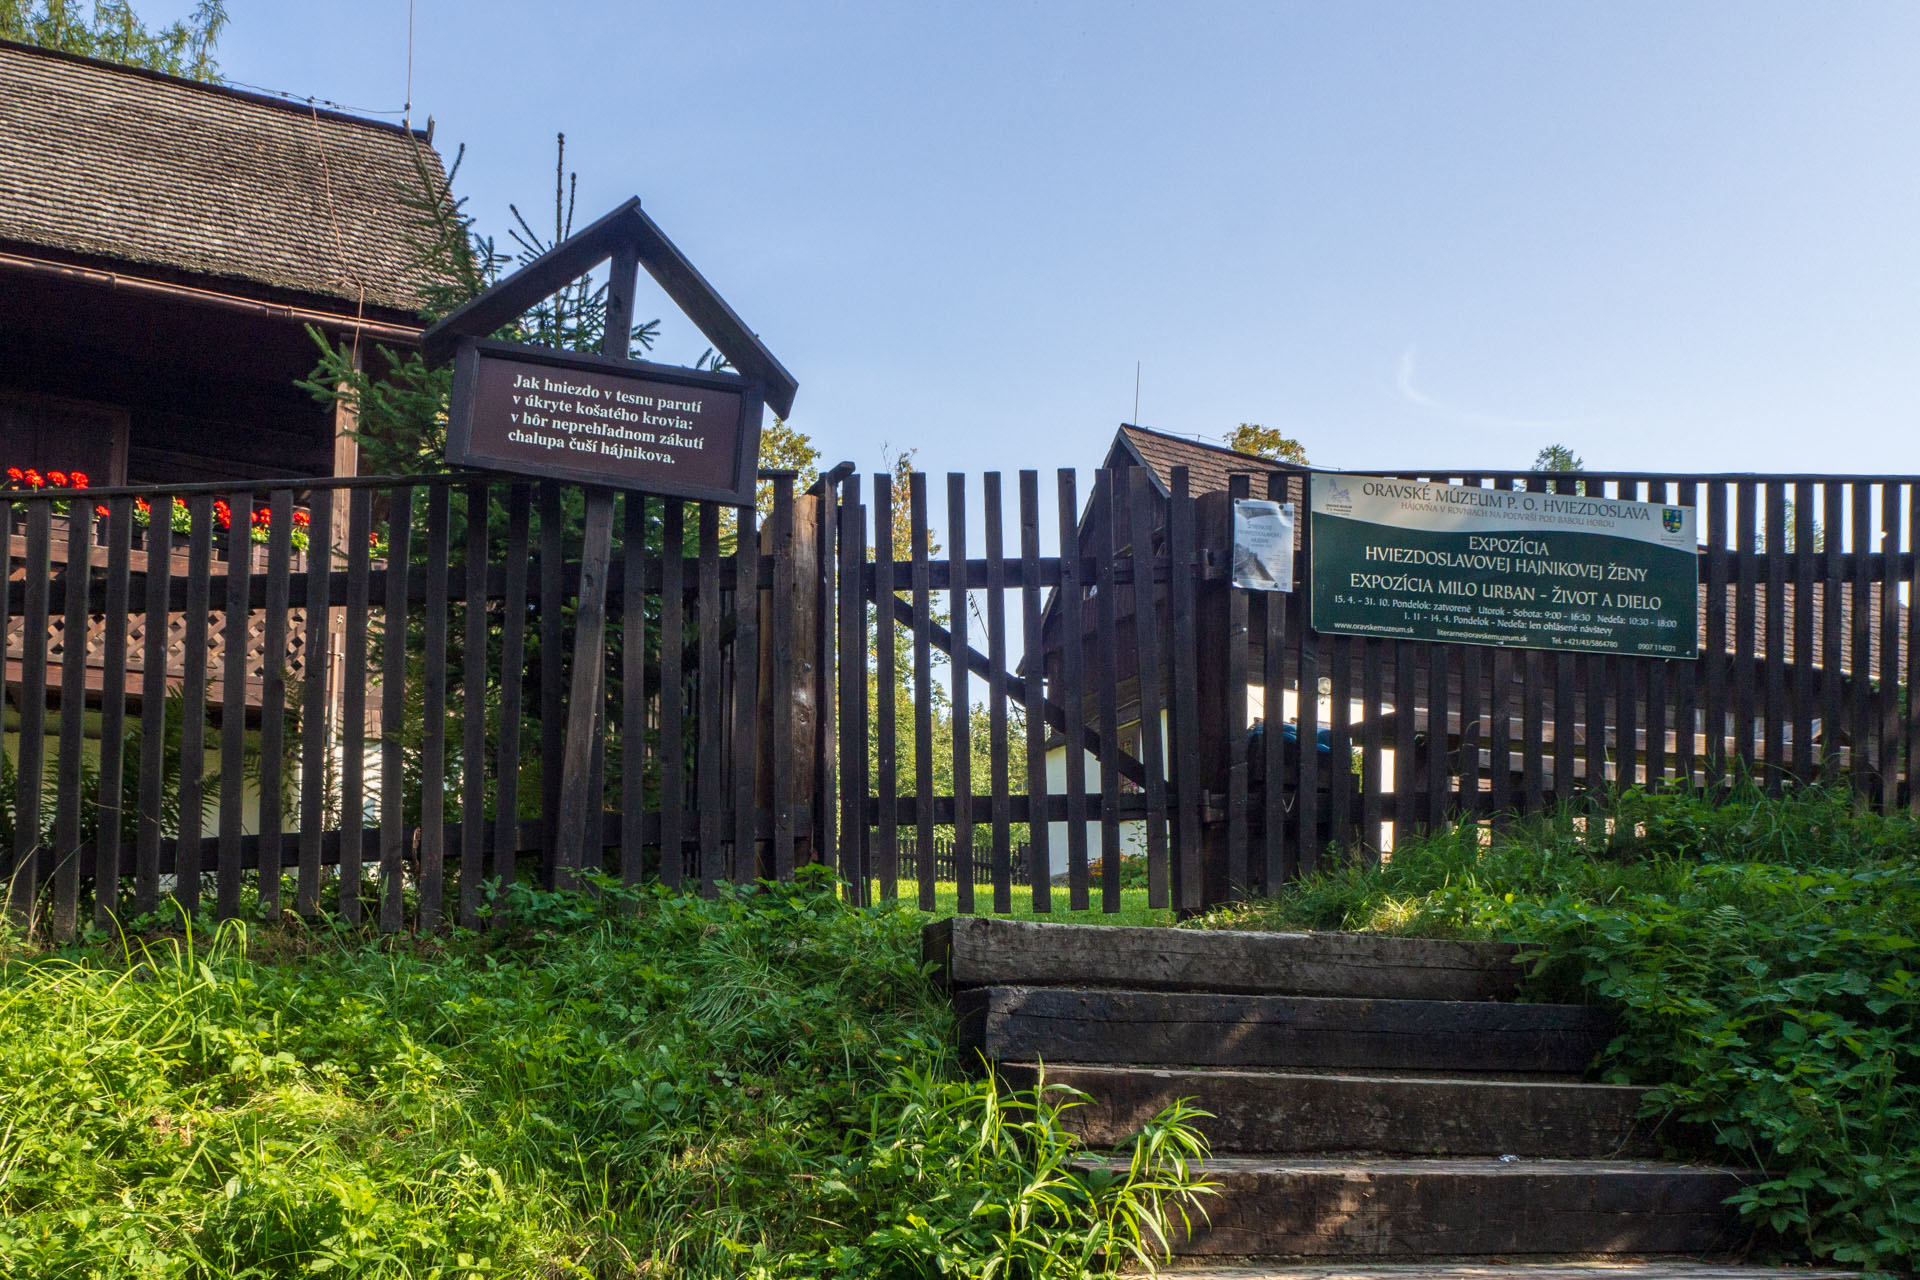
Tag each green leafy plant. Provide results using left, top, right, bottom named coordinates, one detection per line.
left=1201, top=781, right=1920, bottom=1271
left=801, top=1062, right=1213, bottom=1278
left=0, top=0, right=226, bottom=80
left=0, top=871, right=1212, bottom=1277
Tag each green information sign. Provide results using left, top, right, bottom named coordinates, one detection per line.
left=1310, top=474, right=1699, bottom=658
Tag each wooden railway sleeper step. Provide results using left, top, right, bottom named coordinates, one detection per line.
left=928, top=917, right=1526, bottom=1002
left=1143, top=1262, right=1859, bottom=1279
left=957, top=986, right=1613, bottom=1074
left=1079, top=1156, right=1757, bottom=1259
left=997, top=1064, right=1658, bottom=1159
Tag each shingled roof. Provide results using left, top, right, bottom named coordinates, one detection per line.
left=0, top=39, right=443, bottom=315
left=1107, top=423, right=1308, bottom=496
left=1704, top=580, right=1905, bottom=677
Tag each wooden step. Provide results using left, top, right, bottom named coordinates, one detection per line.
left=927, top=918, right=1522, bottom=1001
left=957, top=987, right=1611, bottom=1073
left=1081, top=1156, right=1751, bottom=1257
left=1148, top=1265, right=1856, bottom=1279
left=1000, top=1064, right=1656, bottom=1157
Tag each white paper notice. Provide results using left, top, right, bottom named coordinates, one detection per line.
left=1232, top=498, right=1295, bottom=592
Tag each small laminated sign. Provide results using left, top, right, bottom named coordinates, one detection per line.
left=1232, top=498, right=1296, bottom=592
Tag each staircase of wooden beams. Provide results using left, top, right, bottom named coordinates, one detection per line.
left=925, top=918, right=1853, bottom=1277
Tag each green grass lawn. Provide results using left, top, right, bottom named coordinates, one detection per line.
left=0, top=872, right=1210, bottom=1279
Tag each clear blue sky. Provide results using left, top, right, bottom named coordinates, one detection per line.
left=193, top=2, right=1920, bottom=486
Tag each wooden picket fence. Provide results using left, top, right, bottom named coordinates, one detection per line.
left=3, top=464, right=1916, bottom=938
left=1, top=471, right=838, bottom=940
left=835, top=465, right=1920, bottom=913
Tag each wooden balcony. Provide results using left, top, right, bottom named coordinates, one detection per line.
left=6, top=506, right=315, bottom=715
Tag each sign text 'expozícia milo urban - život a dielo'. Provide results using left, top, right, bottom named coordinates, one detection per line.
left=1310, top=473, right=1699, bottom=659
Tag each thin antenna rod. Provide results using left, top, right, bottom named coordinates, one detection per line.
left=1133, top=361, right=1141, bottom=424
left=403, top=0, right=415, bottom=126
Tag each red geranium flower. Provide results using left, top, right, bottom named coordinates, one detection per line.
left=69, top=472, right=88, bottom=488
left=95, top=504, right=110, bottom=518
left=23, top=470, right=42, bottom=488
left=6, top=468, right=22, bottom=483
left=292, top=509, right=311, bottom=527
left=46, top=471, right=67, bottom=488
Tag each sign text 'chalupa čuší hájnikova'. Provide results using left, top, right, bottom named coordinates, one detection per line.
left=1310, top=474, right=1699, bottom=659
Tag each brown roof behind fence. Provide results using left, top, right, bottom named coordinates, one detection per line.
left=0, top=40, right=444, bottom=314
left=1111, top=423, right=1308, bottom=496
left=1706, top=579, right=1905, bottom=677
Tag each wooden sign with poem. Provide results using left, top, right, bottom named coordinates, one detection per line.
left=447, top=338, right=760, bottom=504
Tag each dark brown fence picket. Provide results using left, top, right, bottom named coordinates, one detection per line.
left=983, top=472, right=1013, bottom=912
left=378, top=492, right=413, bottom=932
left=1225, top=475, right=1252, bottom=896
left=732, top=497, right=762, bottom=886
left=1093, top=472, right=1123, bottom=910
left=909, top=474, right=935, bottom=910
left=1879, top=481, right=1902, bottom=813
left=1909, top=483, right=1920, bottom=817
left=836, top=480, right=868, bottom=904
left=1018, top=470, right=1051, bottom=912
left=1056, top=470, right=1093, bottom=908
left=95, top=497, right=133, bottom=930
left=1261, top=472, right=1294, bottom=891
left=538, top=484, right=565, bottom=872
left=1764, top=479, right=1787, bottom=788
left=176, top=495, right=212, bottom=917
left=948, top=473, right=975, bottom=911
left=13, top=502, right=50, bottom=924
left=1850, top=483, right=1872, bottom=801
left=298, top=494, right=334, bottom=916
left=418, top=486, right=450, bottom=929
left=216, top=491, right=251, bottom=921
left=619, top=490, right=649, bottom=888
left=338, top=490, right=371, bottom=924
left=52, top=503, right=91, bottom=939
left=697, top=502, right=725, bottom=894
left=1166, top=468, right=1202, bottom=911
left=1127, top=467, right=1172, bottom=905
left=258, top=489, right=293, bottom=918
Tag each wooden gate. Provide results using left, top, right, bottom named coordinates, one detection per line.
left=834, top=464, right=1920, bottom=917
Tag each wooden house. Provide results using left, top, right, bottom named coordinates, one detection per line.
left=0, top=37, right=440, bottom=486
left=0, top=39, right=446, bottom=721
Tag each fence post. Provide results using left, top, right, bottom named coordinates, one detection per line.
left=1165, top=470, right=1203, bottom=911
left=773, top=489, right=821, bottom=871
left=815, top=480, right=838, bottom=871
left=837, top=478, right=869, bottom=903
left=1191, top=488, right=1238, bottom=909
